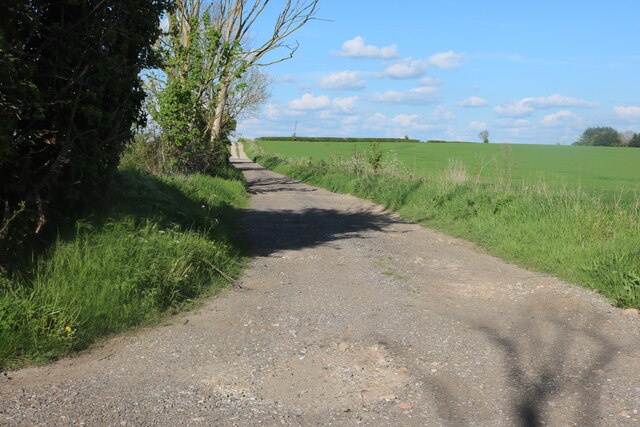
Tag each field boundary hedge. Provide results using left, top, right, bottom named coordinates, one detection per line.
left=256, top=136, right=422, bottom=143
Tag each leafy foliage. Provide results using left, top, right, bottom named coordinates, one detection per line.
left=148, top=9, right=245, bottom=174
left=0, top=0, right=168, bottom=267
left=573, top=127, right=621, bottom=146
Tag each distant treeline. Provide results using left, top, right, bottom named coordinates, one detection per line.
left=256, top=136, right=422, bottom=143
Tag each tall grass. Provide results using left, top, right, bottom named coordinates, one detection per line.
left=0, top=168, right=247, bottom=368
left=246, top=140, right=640, bottom=310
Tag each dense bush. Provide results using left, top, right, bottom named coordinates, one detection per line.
left=573, top=127, right=623, bottom=146
left=0, top=0, right=168, bottom=267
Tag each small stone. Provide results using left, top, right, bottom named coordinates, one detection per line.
left=338, top=342, right=349, bottom=351
left=622, top=308, right=639, bottom=316
left=397, top=402, right=413, bottom=409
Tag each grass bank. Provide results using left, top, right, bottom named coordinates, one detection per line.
left=247, top=140, right=640, bottom=310
left=0, top=167, right=247, bottom=368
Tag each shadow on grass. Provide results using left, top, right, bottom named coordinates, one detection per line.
left=4, top=167, right=248, bottom=283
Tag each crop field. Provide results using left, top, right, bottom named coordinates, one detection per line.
left=258, top=140, right=640, bottom=196
left=248, top=139, right=640, bottom=309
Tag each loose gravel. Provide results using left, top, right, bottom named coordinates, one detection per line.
left=1, top=144, right=638, bottom=426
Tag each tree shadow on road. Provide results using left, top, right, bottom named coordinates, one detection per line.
left=240, top=207, right=401, bottom=257
left=373, top=309, right=619, bottom=426
left=475, top=313, right=617, bottom=427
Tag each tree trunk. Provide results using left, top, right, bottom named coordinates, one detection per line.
left=211, top=80, right=231, bottom=145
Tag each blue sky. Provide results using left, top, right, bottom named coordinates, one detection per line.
left=237, top=0, right=640, bottom=144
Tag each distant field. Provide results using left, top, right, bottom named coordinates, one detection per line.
left=258, top=140, right=640, bottom=196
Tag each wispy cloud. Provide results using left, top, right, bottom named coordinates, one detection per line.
left=274, top=74, right=296, bottom=84
left=431, top=105, right=456, bottom=121
left=420, top=76, right=443, bottom=86
left=495, top=94, right=598, bottom=117
left=332, top=96, right=359, bottom=112
left=428, top=51, right=465, bottom=69
left=319, top=71, right=366, bottom=90
left=541, top=110, right=580, bottom=127
left=468, top=121, right=488, bottom=131
left=457, top=96, right=489, bottom=107
left=614, top=105, right=640, bottom=120
left=371, top=86, right=440, bottom=105
left=391, top=114, right=419, bottom=127
left=333, top=36, right=399, bottom=59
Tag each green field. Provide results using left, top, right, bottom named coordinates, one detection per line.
left=247, top=139, right=640, bottom=310
left=258, top=140, right=640, bottom=196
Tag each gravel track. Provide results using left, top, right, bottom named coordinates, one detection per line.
left=1, top=143, right=638, bottom=426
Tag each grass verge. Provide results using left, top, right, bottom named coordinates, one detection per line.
left=0, top=167, right=247, bottom=368
left=246, top=140, right=640, bottom=310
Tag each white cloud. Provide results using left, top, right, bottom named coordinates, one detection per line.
left=385, top=58, right=428, bottom=79
left=468, top=121, right=487, bottom=131
left=319, top=70, right=366, bottom=90
left=495, top=94, right=598, bottom=117
left=494, top=102, right=535, bottom=117
left=496, top=118, right=531, bottom=127
left=457, top=96, right=489, bottom=107
left=614, top=106, right=640, bottom=120
left=420, top=76, right=443, bottom=86
left=527, top=94, right=598, bottom=109
left=262, top=103, right=305, bottom=120
left=371, top=86, right=440, bottom=105
left=391, top=114, right=418, bottom=127
left=431, top=105, right=456, bottom=121
left=341, top=115, right=360, bottom=125
left=263, top=104, right=280, bottom=120
left=334, top=36, right=399, bottom=59
left=428, top=51, right=465, bottom=69
left=541, top=110, right=579, bottom=127
left=290, top=93, right=330, bottom=110
left=332, top=96, right=359, bottom=112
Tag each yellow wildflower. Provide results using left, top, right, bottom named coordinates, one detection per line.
left=65, top=326, right=72, bottom=333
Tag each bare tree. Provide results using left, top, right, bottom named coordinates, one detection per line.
left=208, top=0, right=320, bottom=143
left=225, top=67, right=271, bottom=120
left=479, top=130, right=489, bottom=144
left=618, top=130, right=635, bottom=147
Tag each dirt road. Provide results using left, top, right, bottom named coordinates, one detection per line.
left=1, top=144, right=638, bottom=426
